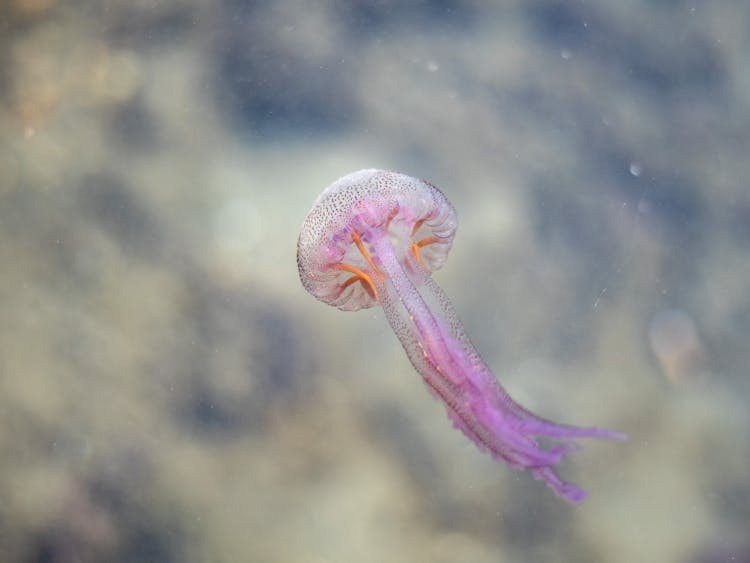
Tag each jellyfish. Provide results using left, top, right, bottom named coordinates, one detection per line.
left=297, top=169, right=625, bottom=502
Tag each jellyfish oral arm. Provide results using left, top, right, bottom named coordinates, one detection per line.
left=366, top=232, right=625, bottom=503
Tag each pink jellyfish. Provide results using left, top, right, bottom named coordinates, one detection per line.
left=297, top=169, right=625, bottom=502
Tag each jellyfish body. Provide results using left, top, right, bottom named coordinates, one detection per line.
left=297, top=169, right=625, bottom=503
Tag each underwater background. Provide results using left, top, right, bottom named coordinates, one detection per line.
left=1, top=1, right=749, bottom=561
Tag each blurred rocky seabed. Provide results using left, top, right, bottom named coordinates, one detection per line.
left=1, top=1, right=749, bottom=562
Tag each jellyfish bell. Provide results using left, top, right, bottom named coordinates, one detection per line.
left=297, top=169, right=457, bottom=311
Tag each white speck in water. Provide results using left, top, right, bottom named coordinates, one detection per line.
left=629, top=162, right=642, bottom=177
left=426, top=60, right=439, bottom=72
left=593, top=286, right=608, bottom=309
left=560, top=49, right=571, bottom=60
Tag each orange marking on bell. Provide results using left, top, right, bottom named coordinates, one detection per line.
left=411, top=218, right=426, bottom=237
left=411, top=236, right=439, bottom=271
left=384, top=208, right=399, bottom=232
left=412, top=242, right=427, bottom=271
left=334, top=263, right=378, bottom=300
left=351, top=231, right=382, bottom=275
left=415, top=236, right=439, bottom=248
